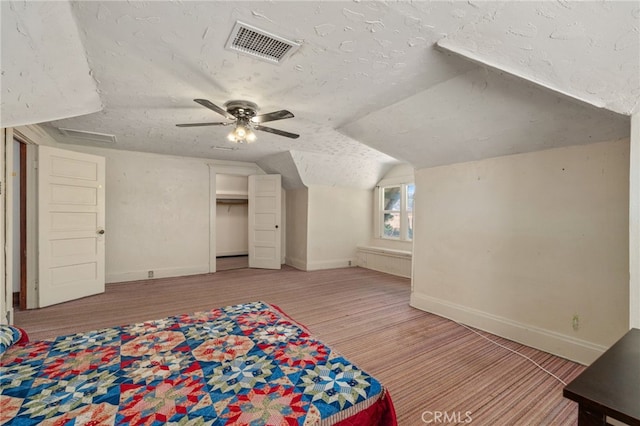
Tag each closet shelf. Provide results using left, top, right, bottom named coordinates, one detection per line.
left=216, top=198, right=248, bottom=205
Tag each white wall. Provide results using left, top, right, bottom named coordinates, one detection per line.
left=102, top=149, right=210, bottom=283
left=57, top=144, right=262, bottom=283
left=411, top=139, right=629, bottom=365
left=216, top=174, right=248, bottom=198
left=285, top=188, right=308, bottom=270
left=631, top=112, right=640, bottom=328
left=215, top=202, right=248, bottom=256
left=306, top=185, right=371, bottom=270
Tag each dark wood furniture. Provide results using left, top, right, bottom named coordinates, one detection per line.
left=563, top=328, right=640, bottom=426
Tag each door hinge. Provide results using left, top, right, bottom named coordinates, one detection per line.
left=0, top=181, right=2, bottom=195
left=33, top=160, right=38, bottom=169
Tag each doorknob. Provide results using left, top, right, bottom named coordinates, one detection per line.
left=275, top=225, right=279, bottom=229
left=97, top=229, right=105, bottom=235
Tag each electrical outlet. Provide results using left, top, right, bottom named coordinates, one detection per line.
left=148, top=270, right=154, bottom=278
left=572, top=314, right=580, bottom=331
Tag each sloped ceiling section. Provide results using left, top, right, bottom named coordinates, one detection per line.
left=0, top=1, right=102, bottom=128
left=258, top=144, right=398, bottom=190
left=341, top=65, right=631, bottom=170
left=257, top=149, right=396, bottom=190
left=432, top=1, right=640, bottom=115
left=340, top=1, right=638, bottom=169
left=257, top=152, right=304, bottom=190
left=289, top=150, right=394, bottom=189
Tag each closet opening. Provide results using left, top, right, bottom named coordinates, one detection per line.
left=216, top=174, right=249, bottom=271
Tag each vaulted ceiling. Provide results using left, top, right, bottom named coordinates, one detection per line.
left=2, top=1, right=638, bottom=188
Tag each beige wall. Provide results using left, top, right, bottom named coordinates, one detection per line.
left=285, top=187, right=308, bottom=270
left=307, top=185, right=371, bottom=270
left=411, top=139, right=629, bottom=364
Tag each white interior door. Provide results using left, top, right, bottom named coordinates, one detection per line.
left=248, top=174, right=281, bottom=270
left=38, top=146, right=106, bottom=307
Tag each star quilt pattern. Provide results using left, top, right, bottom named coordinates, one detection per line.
left=1, top=301, right=395, bottom=425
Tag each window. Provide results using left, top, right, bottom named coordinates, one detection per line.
left=380, top=183, right=414, bottom=240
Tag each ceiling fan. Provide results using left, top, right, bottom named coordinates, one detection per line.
left=176, top=99, right=299, bottom=143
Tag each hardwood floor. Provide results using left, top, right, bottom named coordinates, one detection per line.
left=14, top=266, right=583, bottom=425
left=216, top=255, right=249, bottom=271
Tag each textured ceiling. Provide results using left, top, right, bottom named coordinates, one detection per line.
left=0, top=1, right=102, bottom=127
left=1, top=1, right=638, bottom=188
left=341, top=65, right=631, bottom=169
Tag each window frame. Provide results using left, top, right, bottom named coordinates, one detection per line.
left=377, top=179, right=415, bottom=242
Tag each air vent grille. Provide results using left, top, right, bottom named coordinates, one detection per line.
left=225, top=21, right=299, bottom=64
left=58, top=128, right=117, bottom=144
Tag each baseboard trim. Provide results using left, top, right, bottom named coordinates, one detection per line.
left=360, top=264, right=411, bottom=278
left=285, top=256, right=307, bottom=271
left=107, top=266, right=210, bottom=284
left=284, top=257, right=357, bottom=271
left=216, top=251, right=249, bottom=257
left=306, top=258, right=356, bottom=271
left=410, top=292, right=607, bottom=365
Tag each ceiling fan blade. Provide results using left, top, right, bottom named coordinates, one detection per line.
left=252, top=110, right=294, bottom=124
left=176, top=122, right=231, bottom=127
left=193, top=99, right=236, bottom=120
left=254, top=125, right=300, bottom=139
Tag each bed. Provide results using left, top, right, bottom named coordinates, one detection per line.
left=0, top=301, right=396, bottom=425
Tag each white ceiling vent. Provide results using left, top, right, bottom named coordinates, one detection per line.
left=225, top=21, right=300, bottom=65
left=58, top=128, right=117, bottom=144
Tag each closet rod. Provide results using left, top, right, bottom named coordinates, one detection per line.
left=216, top=198, right=248, bottom=205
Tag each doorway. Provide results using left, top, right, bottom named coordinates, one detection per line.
left=11, top=138, right=27, bottom=310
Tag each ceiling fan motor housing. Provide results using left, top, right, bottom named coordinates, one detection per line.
left=224, top=100, right=258, bottom=120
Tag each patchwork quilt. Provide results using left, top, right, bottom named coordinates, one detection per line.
left=1, top=301, right=396, bottom=425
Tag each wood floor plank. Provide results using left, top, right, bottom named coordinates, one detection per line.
left=13, top=266, right=582, bottom=425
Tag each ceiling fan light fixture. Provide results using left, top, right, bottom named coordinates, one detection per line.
left=177, top=98, right=299, bottom=141
left=228, top=122, right=256, bottom=143
left=245, top=128, right=257, bottom=142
